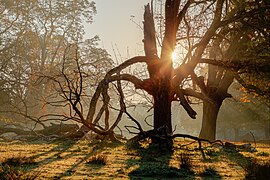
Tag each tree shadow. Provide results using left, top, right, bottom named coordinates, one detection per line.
left=0, top=139, right=78, bottom=178
left=29, top=139, right=77, bottom=162
left=200, top=167, right=222, bottom=180
left=127, top=142, right=195, bottom=179
left=223, top=149, right=270, bottom=179
left=59, top=140, right=123, bottom=178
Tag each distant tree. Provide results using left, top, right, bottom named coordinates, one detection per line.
left=0, top=0, right=98, bottom=127
left=217, top=84, right=270, bottom=141
left=199, top=0, right=270, bottom=140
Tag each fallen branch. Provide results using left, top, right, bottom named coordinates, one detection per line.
left=171, top=133, right=224, bottom=159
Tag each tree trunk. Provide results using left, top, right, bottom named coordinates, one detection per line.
left=234, top=127, right=240, bottom=141
left=199, top=100, right=222, bottom=141
left=265, top=122, right=270, bottom=139
left=153, top=89, right=172, bottom=134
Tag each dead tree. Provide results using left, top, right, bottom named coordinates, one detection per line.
left=78, top=0, right=225, bottom=140
left=48, top=0, right=268, bottom=145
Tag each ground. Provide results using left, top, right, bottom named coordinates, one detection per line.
left=0, top=138, right=269, bottom=179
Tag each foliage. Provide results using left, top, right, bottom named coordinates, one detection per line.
left=0, top=0, right=114, bottom=130
left=217, top=86, right=269, bottom=141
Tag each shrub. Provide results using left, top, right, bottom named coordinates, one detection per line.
left=245, top=160, right=270, bottom=179
left=1, top=156, right=37, bottom=167
left=256, top=151, right=269, bottom=157
left=179, top=150, right=192, bottom=170
left=0, top=156, right=39, bottom=180
left=86, top=154, right=107, bottom=165
left=200, top=167, right=221, bottom=178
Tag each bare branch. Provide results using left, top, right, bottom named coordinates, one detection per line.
left=143, top=3, right=158, bottom=58
left=174, top=87, right=197, bottom=119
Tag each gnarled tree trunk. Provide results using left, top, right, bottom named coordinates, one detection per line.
left=199, top=100, right=222, bottom=141
left=72, top=0, right=225, bottom=143
left=153, top=83, right=173, bottom=134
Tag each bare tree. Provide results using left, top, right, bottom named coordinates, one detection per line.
left=73, top=0, right=225, bottom=141
left=78, top=0, right=270, bottom=144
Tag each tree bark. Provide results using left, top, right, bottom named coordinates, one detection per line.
left=199, top=100, right=222, bottom=141
left=144, top=3, right=174, bottom=135
left=265, top=122, right=270, bottom=139
left=234, top=127, right=240, bottom=141
left=153, top=86, right=172, bottom=134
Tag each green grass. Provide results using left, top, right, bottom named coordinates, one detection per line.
left=0, top=139, right=269, bottom=179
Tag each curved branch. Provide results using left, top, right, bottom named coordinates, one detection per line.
left=234, top=73, right=268, bottom=97
left=86, top=71, right=156, bottom=124
left=177, top=0, right=192, bottom=26
left=181, top=88, right=207, bottom=101
left=106, top=56, right=148, bottom=77
left=190, top=71, right=207, bottom=94
left=171, top=133, right=224, bottom=159
left=174, top=0, right=225, bottom=86
left=200, top=58, right=270, bottom=73
left=86, top=57, right=148, bottom=123
left=108, top=74, right=125, bottom=131
left=174, top=87, right=197, bottom=119
left=92, top=84, right=110, bottom=126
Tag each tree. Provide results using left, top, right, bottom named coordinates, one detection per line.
left=199, top=0, right=270, bottom=140
left=0, top=0, right=97, bottom=127
left=77, top=0, right=270, bottom=145
left=217, top=83, right=270, bottom=141
left=73, top=0, right=236, bottom=143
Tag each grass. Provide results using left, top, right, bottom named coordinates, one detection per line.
left=0, top=139, right=269, bottom=179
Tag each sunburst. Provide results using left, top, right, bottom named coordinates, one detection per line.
left=171, top=51, right=178, bottom=63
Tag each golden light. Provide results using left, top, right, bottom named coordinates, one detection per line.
left=171, top=51, right=177, bottom=62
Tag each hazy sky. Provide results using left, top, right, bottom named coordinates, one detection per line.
left=85, top=0, right=150, bottom=61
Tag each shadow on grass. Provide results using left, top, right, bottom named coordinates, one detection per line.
left=1, top=138, right=126, bottom=178
left=0, top=155, right=40, bottom=179
left=60, top=140, right=123, bottom=178
left=29, top=139, right=77, bottom=162
left=0, top=139, right=78, bottom=178
left=201, top=167, right=222, bottom=180
left=127, top=142, right=195, bottom=179
left=224, top=149, right=270, bottom=179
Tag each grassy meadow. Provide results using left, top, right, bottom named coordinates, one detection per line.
left=0, top=138, right=269, bottom=179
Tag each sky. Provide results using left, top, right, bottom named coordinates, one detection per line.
left=85, top=0, right=150, bottom=62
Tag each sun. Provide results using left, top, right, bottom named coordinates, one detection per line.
left=171, top=51, right=177, bottom=62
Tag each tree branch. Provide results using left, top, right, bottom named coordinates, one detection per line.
left=174, top=87, right=197, bottom=119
